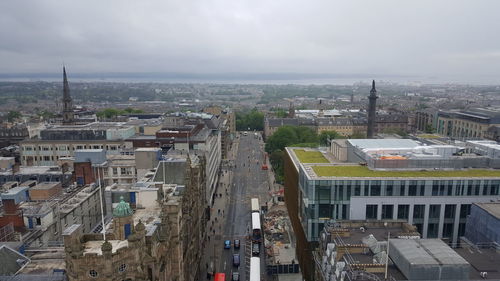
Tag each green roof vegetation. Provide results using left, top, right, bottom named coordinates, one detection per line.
left=418, top=134, right=441, bottom=139
left=294, top=149, right=329, bottom=163
left=312, top=165, right=500, bottom=178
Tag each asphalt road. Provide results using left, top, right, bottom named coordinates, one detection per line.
left=214, top=132, right=270, bottom=281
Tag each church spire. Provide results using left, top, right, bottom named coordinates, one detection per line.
left=62, top=66, right=74, bottom=125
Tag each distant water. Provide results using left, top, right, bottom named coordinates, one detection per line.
left=0, top=73, right=498, bottom=85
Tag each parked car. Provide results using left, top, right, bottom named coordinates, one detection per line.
left=234, top=239, right=240, bottom=249
left=233, top=254, right=240, bottom=267
left=232, top=271, right=240, bottom=281
left=252, top=242, right=260, bottom=256
left=224, top=240, right=231, bottom=249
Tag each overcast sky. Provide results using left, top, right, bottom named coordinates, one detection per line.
left=1, top=0, right=499, bottom=83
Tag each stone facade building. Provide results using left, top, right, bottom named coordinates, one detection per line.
left=64, top=153, right=207, bottom=281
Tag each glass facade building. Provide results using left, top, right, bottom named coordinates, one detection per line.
left=297, top=167, right=500, bottom=242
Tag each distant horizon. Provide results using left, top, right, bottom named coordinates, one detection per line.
left=0, top=72, right=498, bottom=85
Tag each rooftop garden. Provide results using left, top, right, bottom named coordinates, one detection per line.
left=312, top=165, right=500, bottom=178
left=294, top=149, right=329, bottom=163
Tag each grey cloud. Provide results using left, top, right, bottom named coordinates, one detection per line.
left=0, top=0, right=499, bottom=83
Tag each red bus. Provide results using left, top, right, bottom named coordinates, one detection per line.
left=214, top=273, right=225, bottom=281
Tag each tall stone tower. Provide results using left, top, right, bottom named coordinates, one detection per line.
left=366, top=80, right=378, bottom=138
left=62, top=66, right=74, bottom=125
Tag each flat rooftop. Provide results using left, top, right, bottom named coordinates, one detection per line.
left=293, top=149, right=329, bottom=164
left=474, top=202, right=500, bottom=219
left=286, top=147, right=500, bottom=180
left=31, top=182, right=60, bottom=190
left=454, top=247, right=500, bottom=279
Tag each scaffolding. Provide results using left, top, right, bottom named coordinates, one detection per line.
left=0, top=222, right=16, bottom=242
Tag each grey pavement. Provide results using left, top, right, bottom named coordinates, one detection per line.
left=199, top=132, right=271, bottom=281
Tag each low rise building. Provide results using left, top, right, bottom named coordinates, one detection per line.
left=20, top=122, right=134, bottom=166
left=436, top=107, right=500, bottom=140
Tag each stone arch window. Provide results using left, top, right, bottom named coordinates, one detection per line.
left=118, top=263, right=127, bottom=272
left=89, top=270, right=98, bottom=278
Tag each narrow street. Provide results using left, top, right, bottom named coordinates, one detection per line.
left=200, top=132, right=270, bottom=281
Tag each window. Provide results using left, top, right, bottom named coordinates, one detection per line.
left=118, top=264, right=127, bottom=272
left=491, top=180, right=500, bottom=195
left=381, top=205, right=394, bottom=219
left=318, top=204, right=331, bottom=218
left=467, top=181, right=473, bottom=195
left=342, top=204, right=348, bottom=219
left=113, top=168, right=118, bottom=175
left=483, top=180, right=489, bottom=195
left=366, top=205, right=378, bottom=219
left=413, top=205, right=425, bottom=220
left=474, top=180, right=480, bottom=195
left=354, top=185, right=361, bottom=196
left=444, top=204, right=456, bottom=219
left=447, top=181, right=453, bottom=196
left=427, top=223, right=439, bottom=238
left=443, top=223, right=454, bottom=238
left=76, top=145, right=83, bottom=149
left=386, top=183, right=393, bottom=196
left=414, top=223, right=423, bottom=235
left=370, top=181, right=381, bottom=196
left=43, top=156, right=50, bottom=161
left=317, top=187, right=330, bottom=201
left=121, top=168, right=127, bottom=175
left=432, top=181, right=439, bottom=196
left=429, top=205, right=440, bottom=219
left=460, top=204, right=471, bottom=219
left=408, top=181, right=417, bottom=196
left=419, top=181, right=426, bottom=196
left=399, top=183, right=406, bottom=196
left=89, top=270, right=98, bottom=278
left=397, top=205, right=409, bottom=220
left=458, top=223, right=466, bottom=237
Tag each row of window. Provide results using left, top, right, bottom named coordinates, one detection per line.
left=23, top=144, right=119, bottom=151
left=89, top=264, right=127, bottom=278
left=365, top=203, right=470, bottom=221
left=311, top=180, right=500, bottom=201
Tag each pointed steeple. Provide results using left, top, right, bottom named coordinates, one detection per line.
left=62, top=66, right=74, bottom=124
left=63, top=66, right=70, bottom=100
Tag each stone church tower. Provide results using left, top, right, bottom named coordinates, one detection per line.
left=367, top=80, right=378, bottom=138
left=62, top=66, right=75, bottom=125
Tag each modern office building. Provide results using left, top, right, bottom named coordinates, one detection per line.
left=284, top=139, right=500, bottom=280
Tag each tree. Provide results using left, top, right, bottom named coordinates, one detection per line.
left=265, top=125, right=320, bottom=183
left=236, top=108, right=264, bottom=131
left=6, top=111, right=22, bottom=122
left=265, top=126, right=299, bottom=153
left=424, top=124, right=435, bottom=134
left=319, top=130, right=343, bottom=145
